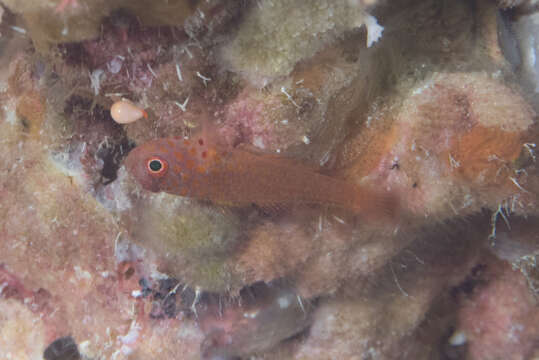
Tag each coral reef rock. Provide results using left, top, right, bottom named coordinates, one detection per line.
left=0, top=0, right=538, bottom=359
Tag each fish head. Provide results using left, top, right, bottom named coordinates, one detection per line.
left=124, top=137, right=197, bottom=194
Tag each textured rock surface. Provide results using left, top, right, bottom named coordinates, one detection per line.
left=218, top=0, right=382, bottom=87
left=0, top=0, right=537, bottom=359
left=458, top=259, right=539, bottom=360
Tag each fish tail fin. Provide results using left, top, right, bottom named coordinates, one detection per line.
left=354, top=186, right=400, bottom=222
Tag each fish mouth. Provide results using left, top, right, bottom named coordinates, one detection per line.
left=123, top=146, right=143, bottom=173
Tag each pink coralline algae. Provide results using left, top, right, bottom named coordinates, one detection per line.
left=457, top=259, right=539, bottom=360
left=0, top=0, right=538, bottom=359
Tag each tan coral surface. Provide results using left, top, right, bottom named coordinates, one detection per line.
left=0, top=0, right=538, bottom=359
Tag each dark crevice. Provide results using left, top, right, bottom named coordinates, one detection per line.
left=43, top=336, right=80, bottom=360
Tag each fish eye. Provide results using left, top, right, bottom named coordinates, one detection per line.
left=146, top=157, right=168, bottom=176
left=149, top=159, right=162, bottom=171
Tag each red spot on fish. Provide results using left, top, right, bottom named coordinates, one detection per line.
left=199, top=139, right=204, bottom=146
left=202, top=151, right=207, bottom=158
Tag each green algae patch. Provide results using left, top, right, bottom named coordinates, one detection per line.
left=124, top=192, right=245, bottom=292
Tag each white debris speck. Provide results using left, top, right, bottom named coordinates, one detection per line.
left=89, top=69, right=105, bottom=95
left=448, top=153, right=460, bottom=169
left=508, top=324, right=524, bottom=343
left=509, top=176, right=529, bottom=193
left=174, top=96, right=190, bottom=112
left=243, top=310, right=259, bottom=319
left=74, top=265, right=92, bottom=280
left=182, top=46, right=193, bottom=59
left=113, top=231, right=133, bottom=263
left=78, top=340, right=91, bottom=355
left=147, top=63, right=157, bottom=78
left=0, top=282, right=8, bottom=295
left=10, top=26, right=26, bottom=35
left=119, top=321, right=142, bottom=355
left=280, top=86, right=301, bottom=109
left=366, top=115, right=373, bottom=127
left=320, top=151, right=331, bottom=166
left=523, top=143, right=536, bottom=162
left=196, top=71, right=211, bottom=86
left=449, top=330, right=467, bottom=346
left=4, top=105, right=17, bottom=125
left=175, top=63, right=183, bottom=82
left=277, top=296, right=291, bottom=309
left=461, top=194, right=474, bottom=209
left=131, top=290, right=142, bottom=298
left=111, top=350, right=121, bottom=360
left=107, top=56, right=124, bottom=74
left=302, top=135, right=310, bottom=145
left=253, top=136, right=265, bottom=149
left=95, top=172, right=133, bottom=212
left=412, top=82, right=431, bottom=96
left=333, top=215, right=346, bottom=224
left=364, top=14, right=383, bottom=48
left=61, top=26, right=68, bottom=36
left=491, top=70, right=502, bottom=79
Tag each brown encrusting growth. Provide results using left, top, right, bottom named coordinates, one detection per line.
left=0, top=0, right=537, bottom=359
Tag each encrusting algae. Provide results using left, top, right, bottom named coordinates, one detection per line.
left=0, top=0, right=538, bottom=359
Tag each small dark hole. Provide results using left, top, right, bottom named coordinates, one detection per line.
left=43, top=336, right=80, bottom=360
left=20, top=117, right=30, bottom=131
left=124, top=267, right=135, bottom=279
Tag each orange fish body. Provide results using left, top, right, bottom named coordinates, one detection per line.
left=125, top=137, right=397, bottom=219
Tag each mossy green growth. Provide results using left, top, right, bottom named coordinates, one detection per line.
left=220, top=0, right=368, bottom=86
left=131, top=193, right=245, bottom=292
left=1, top=0, right=197, bottom=52
left=183, top=259, right=241, bottom=293
left=145, top=195, right=241, bottom=258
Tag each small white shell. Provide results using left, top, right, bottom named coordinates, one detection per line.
left=110, top=100, right=147, bottom=124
